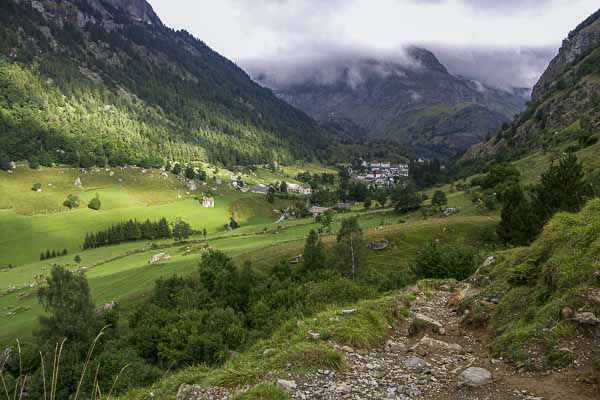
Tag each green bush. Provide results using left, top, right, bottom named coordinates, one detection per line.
left=88, top=195, right=101, bottom=210
left=411, top=241, right=478, bottom=281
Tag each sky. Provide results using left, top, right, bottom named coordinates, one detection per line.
left=147, top=0, right=599, bottom=89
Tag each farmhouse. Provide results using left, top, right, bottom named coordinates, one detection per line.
left=287, top=183, right=312, bottom=195
left=249, top=184, right=269, bottom=195
left=202, top=196, right=215, bottom=208
left=309, top=206, right=330, bottom=217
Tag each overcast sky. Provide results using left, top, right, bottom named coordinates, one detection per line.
left=147, top=0, right=599, bottom=88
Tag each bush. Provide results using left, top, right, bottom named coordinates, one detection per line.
left=412, top=241, right=478, bottom=281
left=32, top=183, right=41, bottom=192
left=88, top=195, right=101, bottom=210
left=63, top=194, right=80, bottom=209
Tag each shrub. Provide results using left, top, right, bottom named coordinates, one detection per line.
left=63, top=194, right=80, bottom=209
left=412, top=241, right=478, bottom=281
left=88, top=195, right=101, bottom=210
left=32, top=183, right=41, bottom=192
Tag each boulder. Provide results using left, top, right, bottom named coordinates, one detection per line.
left=411, top=336, right=463, bottom=356
left=340, top=309, right=357, bottom=316
left=176, top=384, right=203, bottom=400
left=335, top=383, right=352, bottom=394
left=403, top=356, right=427, bottom=372
left=459, top=367, right=492, bottom=387
left=483, top=256, right=497, bottom=267
left=277, top=379, right=297, bottom=392
left=560, top=306, right=575, bottom=320
left=572, top=312, right=600, bottom=325
left=409, top=313, right=445, bottom=335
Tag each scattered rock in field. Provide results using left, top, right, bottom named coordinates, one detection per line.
left=176, top=384, right=229, bottom=400
left=410, top=313, right=445, bottom=335
left=335, top=383, right=352, bottom=394
left=411, top=335, right=463, bottom=356
left=560, top=306, right=575, bottom=320
left=458, top=367, right=492, bottom=387
left=277, top=379, right=297, bottom=392
left=74, top=177, right=82, bottom=188
left=340, top=345, right=354, bottom=353
left=340, top=309, right=357, bottom=316
left=403, top=356, right=427, bottom=371
left=385, top=339, right=406, bottom=353
left=149, top=253, right=171, bottom=264
left=308, top=331, right=321, bottom=340
left=263, top=348, right=276, bottom=356
left=572, top=312, right=600, bottom=325
left=483, top=256, right=497, bottom=267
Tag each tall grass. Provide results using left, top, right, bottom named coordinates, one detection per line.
left=0, top=328, right=130, bottom=400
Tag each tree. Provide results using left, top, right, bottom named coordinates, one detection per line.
left=74, top=254, right=82, bottom=264
left=266, top=186, right=275, bottom=203
left=185, top=166, right=196, bottom=180
left=88, top=194, right=101, bottom=210
left=375, top=190, right=388, bottom=208
left=228, top=218, right=239, bottom=230
left=333, top=217, right=365, bottom=279
left=431, top=190, right=448, bottom=210
left=203, top=228, right=208, bottom=241
left=318, top=210, right=334, bottom=230
left=172, top=163, right=182, bottom=175
left=173, top=219, right=193, bottom=241
left=303, top=230, right=325, bottom=272
left=392, top=181, right=422, bottom=213
left=535, top=153, right=589, bottom=220
left=63, top=194, right=80, bottom=209
left=36, top=265, right=99, bottom=363
left=279, top=181, right=288, bottom=193
left=497, top=184, right=540, bottom=245
left=364, top=198, right=372, bottom=210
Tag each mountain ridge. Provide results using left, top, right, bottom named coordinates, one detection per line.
left=250, top=48, right=528, bottom=159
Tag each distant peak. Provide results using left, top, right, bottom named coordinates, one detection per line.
left=406, top=46, right=448, bottom=74
left=92, top=0, right=162, bottom=25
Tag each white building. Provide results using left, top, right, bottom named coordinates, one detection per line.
left=287, top=183, right=312, bottom=195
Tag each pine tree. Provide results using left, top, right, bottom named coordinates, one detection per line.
left=497, top=184, right=540, bottom=245
left=535, top=153, right=589, bottom=219
left=303, top=230, right=325, bottom=272
left=392, top=181, right=423, bottom=213
left=40, top=252, right=45, bottom=261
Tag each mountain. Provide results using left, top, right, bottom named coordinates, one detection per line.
left=251, top=48, right=529, bottom=159
left=466, top=8, right=600, bottom=160
left=0, top=0, right=327, bottom=167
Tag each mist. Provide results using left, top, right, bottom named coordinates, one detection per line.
left=242, top=45, right=556, bottom=93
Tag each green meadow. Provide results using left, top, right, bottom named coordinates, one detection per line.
left=0, top=164, right=493, bottom=343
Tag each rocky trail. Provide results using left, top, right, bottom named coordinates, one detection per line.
left=178, top=286, right=599, bottom=400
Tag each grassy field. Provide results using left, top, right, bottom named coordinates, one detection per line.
left=0, top=164, right=495, bottom=343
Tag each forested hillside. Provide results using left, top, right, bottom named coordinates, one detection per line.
left=0, top=0, right=327, bottom=168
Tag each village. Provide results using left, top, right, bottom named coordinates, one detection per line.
left=349, top=159, right=410, bottom=188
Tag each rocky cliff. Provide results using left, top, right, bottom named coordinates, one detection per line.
left=465, top=8, right=600, bottom=161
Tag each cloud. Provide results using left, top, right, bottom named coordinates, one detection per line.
left=147, top=0, right=600, bottom=88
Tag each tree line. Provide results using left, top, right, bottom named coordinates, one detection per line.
left=82, top=218, right=172, bottom=249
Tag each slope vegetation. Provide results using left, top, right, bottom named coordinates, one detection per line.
left=0, top=0, right=327, bottom=167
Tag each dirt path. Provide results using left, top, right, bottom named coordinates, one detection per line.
left=177, top=287, right=599, bottom=400
left=283, top=288, right=599, bottom=400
